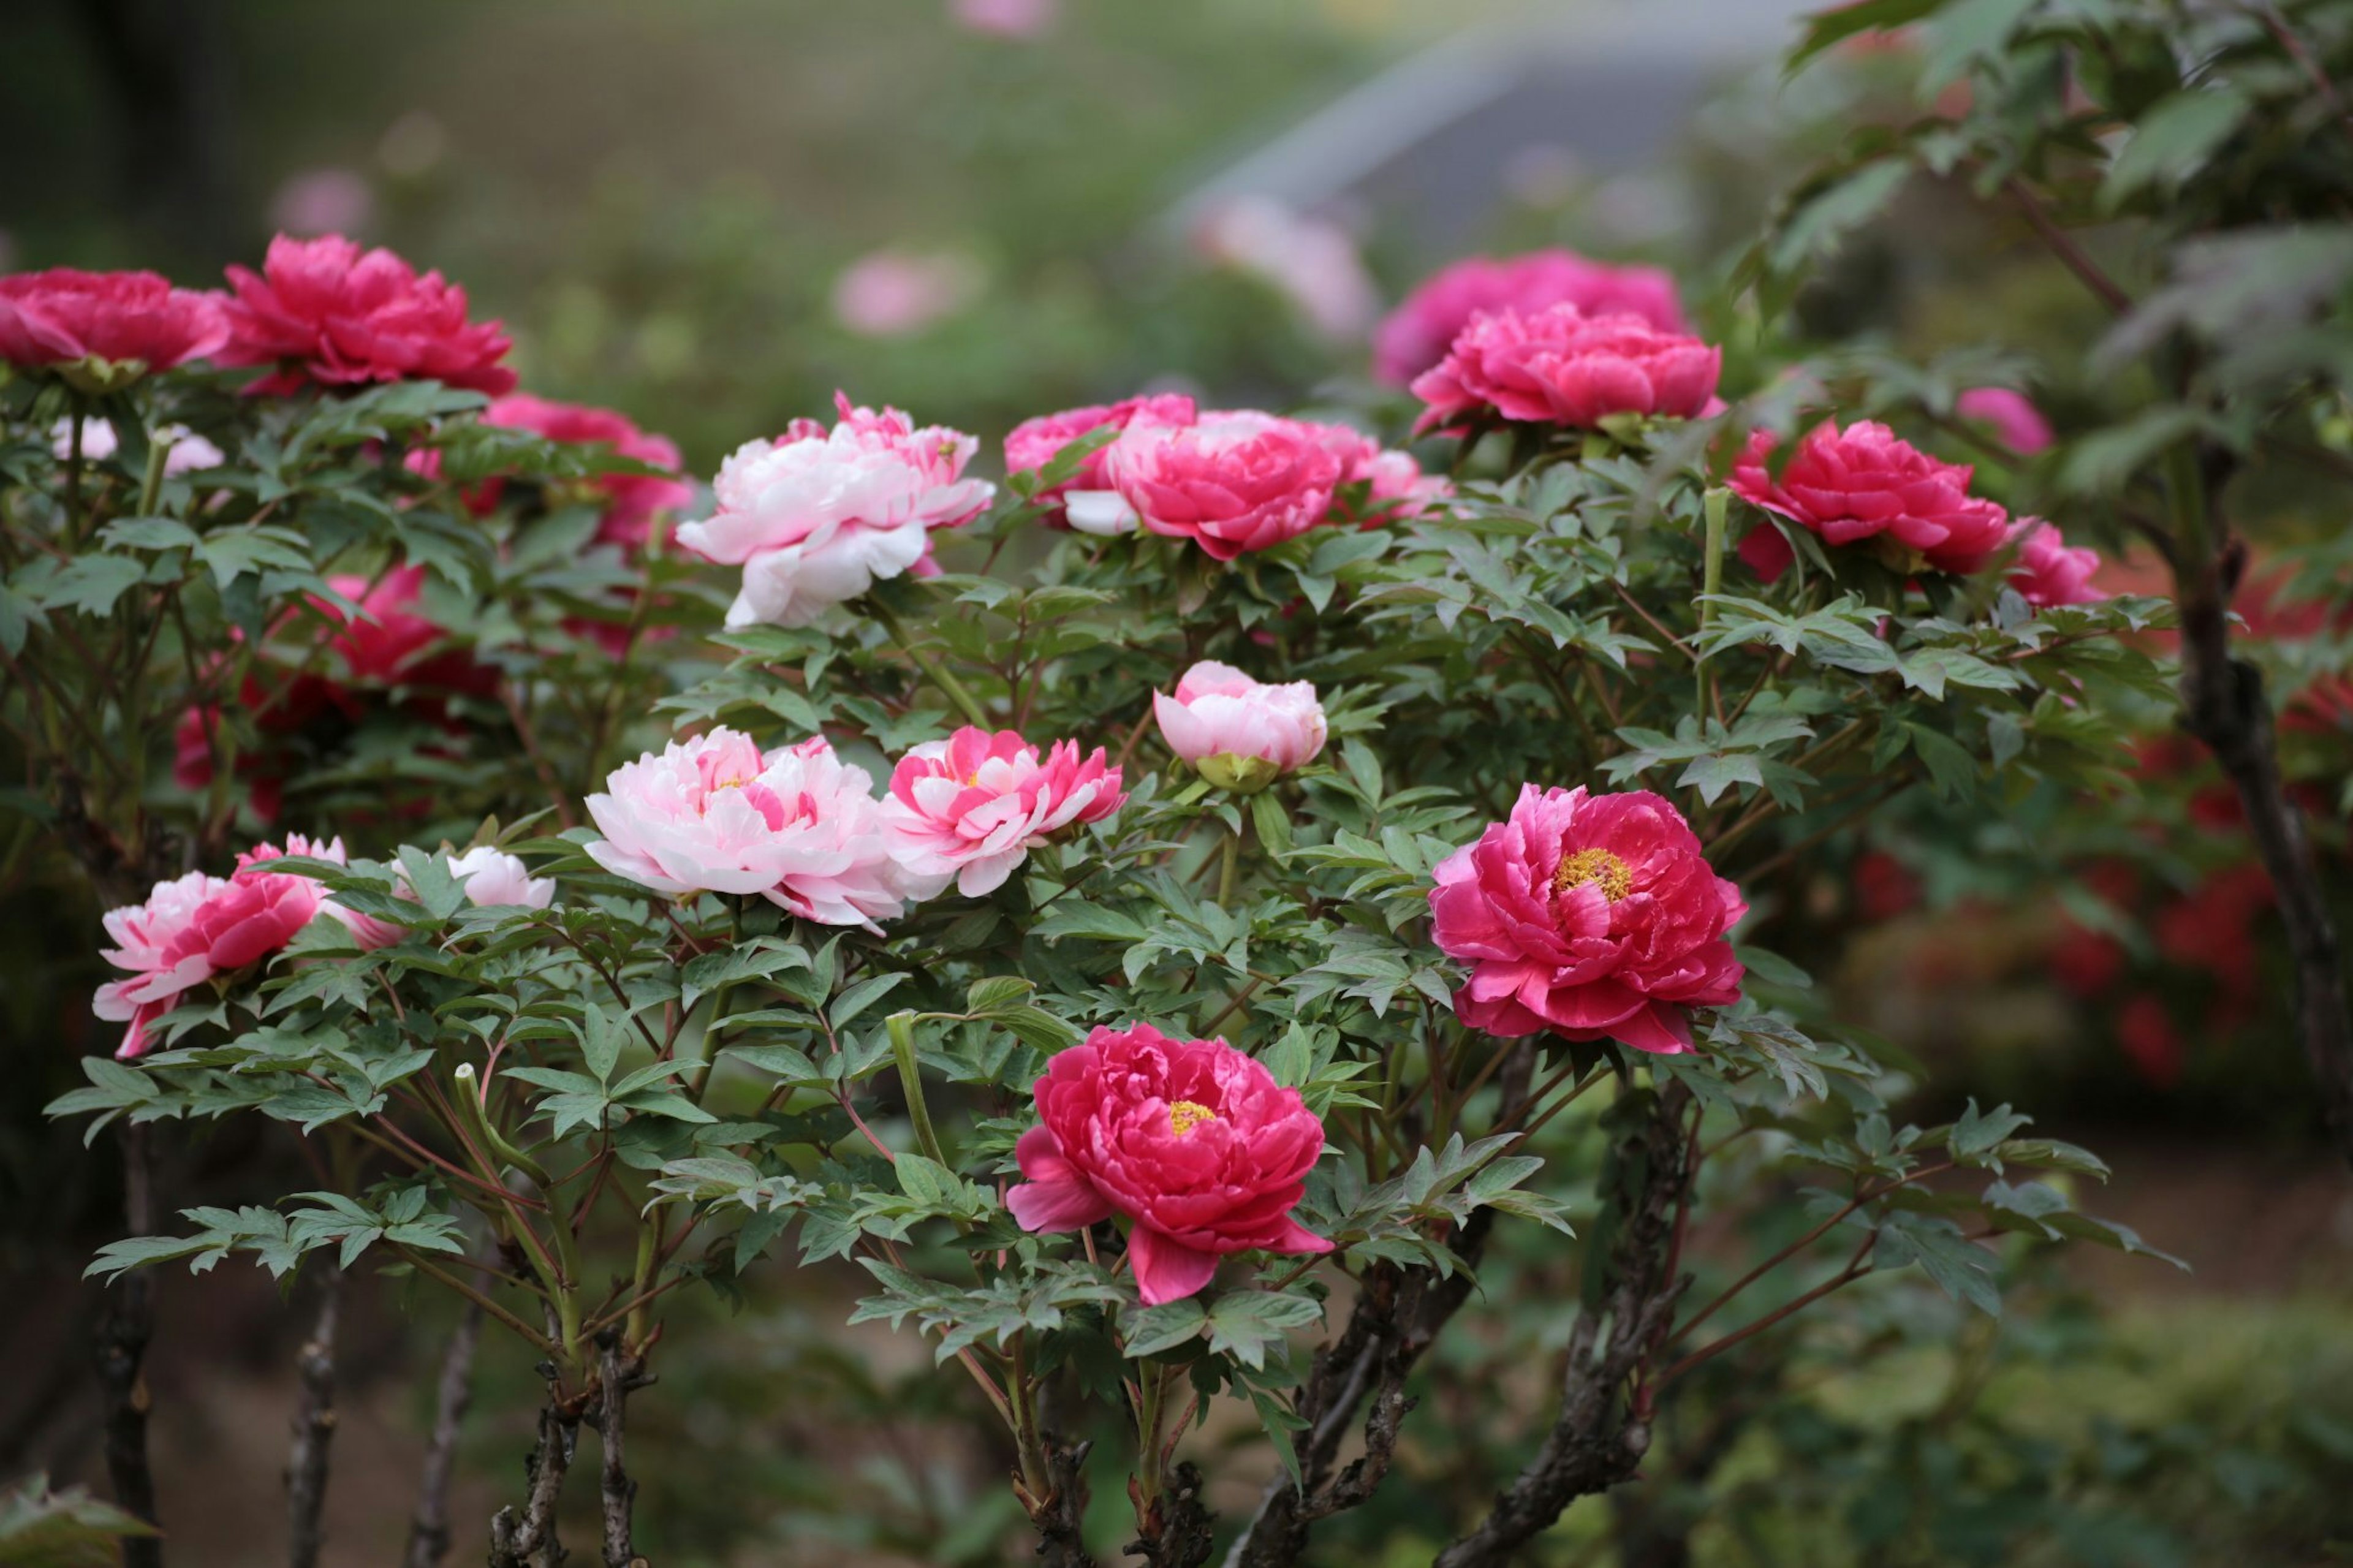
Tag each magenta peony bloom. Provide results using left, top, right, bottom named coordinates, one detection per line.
left=1374, top=249, right=1688, bottom=385
left=881, top=726, right=1124, bottom=898
left=1004, top=393, right=1199, bottom=525
left=1064, top=409, right=1347, bottom=559
left=0, top=268, right=228, bottom=387
left=1429, top=786, right=1746, bottom=1055
left=586, top=729, right=906, bottom=927
left=1306, top=422, right=1452, bottom=526
left=676, top=394, right=993, bottom=629
left=480, top=394, right=692, bottom=553
left=238, top=831, right=401, bottom=950
left=1007, top=1023, right=1334, bottom=1305
left=93, top=837, right=351, bottom=1058
left=2006, top=518, right=2105, bottom=608
left=1956, top=387, right=2053, bottom=456
left=217, top=233, right=515, bottom=397
left=1410, top=305, right=1721, bottom=434
left=1730, top=422, right=2010, bottom=580
left=1154, top=661, right=1326, bottom=792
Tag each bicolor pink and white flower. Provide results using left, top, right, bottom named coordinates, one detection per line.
left=1374, top=249, right=1688, bottom=385
left=1006, top=1023, right=1333, bottom=1305
left=585, top=729, right=907, bottom=926
left=1730, top=422, right=2010, bottom=580
left=1004, top=393, right=1199, bottom=524
left=2007, top=518, right=2105, bottom=608
left=1410, top=304, right=1721, bottom=434
left=880, top=727, right=1125, bottom=898
left=240, top=832, right=400, bottom=950
left=676, top=395, right=993, bottom=628
left=1154, top=662, right=1326, bottom=792
left=217, top=233, right=515, bottom=396
left=1429, top=786, right=1746, bottom=1055
left=1063, top=410, right=1347, bottom=558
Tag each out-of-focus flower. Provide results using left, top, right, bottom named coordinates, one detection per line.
left=1154, top=662, right=1326, bottom=792
left=1194, top=195, right=1379, bottom=341
left=218, top=233, right=515, bottom=397
left=1004, top=393, right=1199, bottom=524
left=676, top=395, right=992, bottom=629
left=950, top=0, right=1058, bottom=36
left=1956, top=387, right=2053, bottom=455
left=1006, top=1023, right=1333, bottom=1305
left=1373, top=249, right=1688, bottom=385
left=0, top=268, right=228, bottom=388
left=2007, top=518, right=2105, bottom=608
left=1410, top=304, right=1721, bottom=434
left=1854, top=849, right=1921, bottom=920
left=2116, top=993, right=2185, bottom=1088
left=1064, top=409, right=1346, bottom=558
left=831, top=249, right=982, bottom=338
left=1732, top=422, right=2010, bottom=580
left=479, top=393, right=692, bottom=553
left=51, top=419, right=223, bottom=475
left=881, top=726, right=1124, bottom=898
left=585, top=729, right=906, bottom=927
left=267, top=169, right=377, bottom=240
left=1429, top=785, right=1746, bottom=1054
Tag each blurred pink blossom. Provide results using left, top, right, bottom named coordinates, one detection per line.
left=268, top=170, right=377, bottom=239
left=832, top=249, right=982, bottom=338
left=950, top=0, right=1058, bottom=36
left=1195, top=197, right=1379, bottom=341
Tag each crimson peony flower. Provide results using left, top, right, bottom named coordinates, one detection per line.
left=0, top=268, right=227, bottom=387
left=218, top=233, right=515, bottom=396
left=1409, top=305, right=1721, bottom=434
left=1730, top=422, right=2010, bottom=580
left=1004, top=393, right=1198, bottom=525
left=1374, top=249, right=1688, bottom=385
left=1007, top=1023, right=1333, bottom=1305
left=93, top=835, right=347, bottom=1059
left=880, top=726, right=1124, bottom=898
left=1064, top=409, right=1347, bottom=559
left=1429, top=786, right=1746, bottom=1054
left=2006, top=518, right=2105, bottom=608
left=1955, top=387, right=2053, bottom=455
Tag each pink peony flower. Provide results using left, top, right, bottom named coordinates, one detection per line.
left=2006, top=518, right=2105, bottom=608
left=1004, top=393, right=1199, bottom=524
left=51, top=419, right=223, bottom=476
left=1063, top=410, right=1347, bottom=559
left=1429, top=786, right=1746, bottom=1055
left=676, top=395, right=993, bottom=629
left=951, top=0, right=1058, bottom=35
left=1154, top=661, right=1326, bottom=792
left=480, top=394, right=692, bottom=553
left=1730, top=422, right=2010, bottom=580
left=1006, top=1023, right=1333, bottom=1305
left=432, top=847, right=556, bottom=910
left=1374, top=249, right=1688, bottom=385
left=1306, top=423, right=1452, bottom=526
left=1410, top=304, right=1721, bottom=434
left=831, top=249, right=981, bottom=338
left=1956, top=387, right=2053, bottom=455
left=217, top=233, right=515, bottom=397
left=880, top=726, right=1125, bottom=898
left=0, top=268, right=228, bottom=387
left=1194, top=195, right=1379, bottom=340
left=238, top=832, right=400, bottom=950
left=586, top=729, right=907, bottom=926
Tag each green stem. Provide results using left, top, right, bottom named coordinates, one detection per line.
left=63, top=392, right=88, bottom=543
left=870, top=596, right=992, bottom=729
left=135, top=422, right=169, bottom=519
left=626, top=1214, right=658, bottom=1347
left=1216, top=818, right=1245, bottom=909
left=886, top=1012, right=950, bottom=1168
left=1697, top=487, right=1728, bottom=721
left=453, top=1064, right=583, bottom=1359
left=1134, top=1365, right=1169, bottom=1509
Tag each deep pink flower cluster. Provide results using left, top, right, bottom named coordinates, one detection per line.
left=1007, top=1023, right=1333, bottom=1304
left=0, top=268, right=227, bottom=384
left=1730, top=422, right=2010, bottom=580
left=1374, top=249, right=1687, bottom=385
left=1411, top=304, right=1721, bottom=434
left=218, top=234, right=515, bottom=397
left=1003, top=393, right=1198, bottom=524
left=2006, top=518, right=2105, bottom=608
left=1430, top=786, right=1746, bottom=1055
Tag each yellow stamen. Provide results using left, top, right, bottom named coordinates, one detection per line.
left=1167, top=1099, right=1218, bottom=1137
left=1552, top=846, right=1634, bottom=902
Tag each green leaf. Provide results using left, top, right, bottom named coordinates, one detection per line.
left=2103, top=86, right=2251, bottom=210
left=1771, top=161, right=1910, bottom=278
left=830, top=971, right=911, bottom=1030
left=36, top=555, right=145, bottom=617
left=1204, top=1290, right=1323, bottom=1370
left=1122, top=1299, right=1208, bottom=1359
left=1787, top=0, right=1944, bottom=72
left=578, top=1004, right=626, bottom=1085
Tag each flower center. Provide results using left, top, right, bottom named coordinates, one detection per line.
left=1167, top=1099, right=1218, bottom=1137
left=1552, top=846, right=1633, bottom=902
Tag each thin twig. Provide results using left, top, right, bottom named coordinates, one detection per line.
left=285, top=1267, right=344, bottom=1568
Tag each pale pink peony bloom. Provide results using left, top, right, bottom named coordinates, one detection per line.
left=951, top=0, right=1058, bottom=35
left=431, top=847, right=557, bottom=910
left=51, top=419, right=223, bottom=475
left=1154, top=662, right=1326, bottom=792
left=1374, top=249, right=1688, bottom=385
left=831, top=249, right=981, bottom=338
left=2006, top=518, right=2105, bottom=608
left=881, top=726, right=1125, bottom=898
left=1429, top=786, right=1746, bottom=1055
left=1730, top=422, right=2010, bottom=580
left=1004, top=393, right=1199, bottom=525
left=676, top=394, right=993, bottom=629
left=1411, top=304, right=1721, bottom=434
left=217, top=233, right=514, bottom=397
left=1006, top=1023, right=1333, bottom=1304
left=585, top=729, right=906, bottom=927
left=1194, top=195, right=1380, bottom=340
left=1063, top=410, right=1347, bottom=558
left=1956, top=387, right=2053, bottom=455
left=0, top=268, right=229, bottom=385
